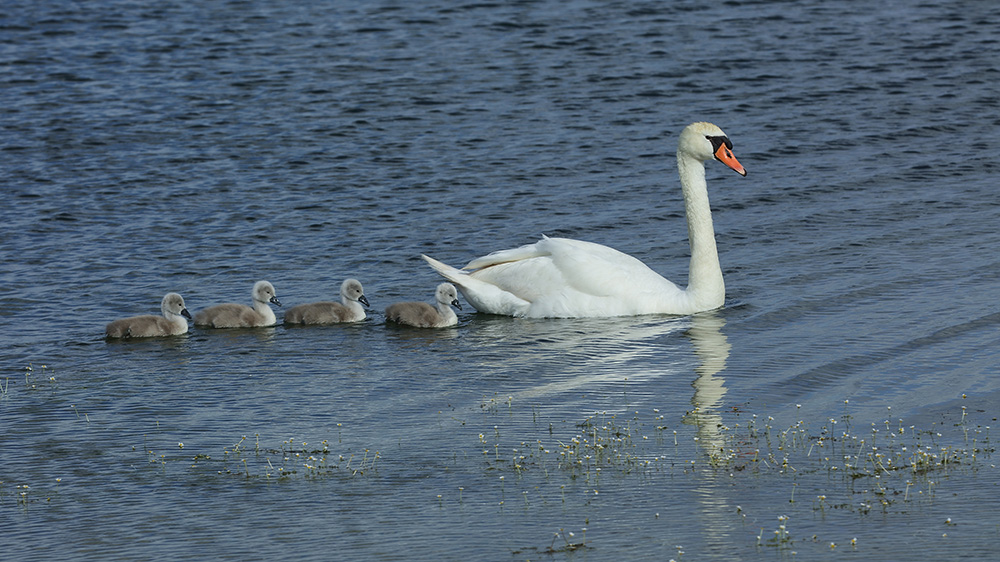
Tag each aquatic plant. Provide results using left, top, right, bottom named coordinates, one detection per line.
left=510, top=527, right=590, bottom=557
left=132, top=432, right=381, bottom=482
left=112, top=381, right=994, bottom=558
left=756, top=514, right=794, bottom=550
left=467, top=388, right=995, bottom=554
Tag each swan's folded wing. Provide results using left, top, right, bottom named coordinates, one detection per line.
left=464, top=239, right=550, bottom=270
left=538, top=237, right=680, bottom=298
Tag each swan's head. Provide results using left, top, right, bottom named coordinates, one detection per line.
left=679, top=122, right=747, bottom=176
left=253, top=280, right=282, bottom=306
left=436, top=283, right=462, bottom=310
left=341, top=278, right=370, bottom=307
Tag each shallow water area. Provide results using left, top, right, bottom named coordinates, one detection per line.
left=3, top=0, right=1000, bottom=560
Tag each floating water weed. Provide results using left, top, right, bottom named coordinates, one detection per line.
left=480, top=393, right=514, bottom=416
left=144, top=433, right=382, bottom=481
left=547, top=528, right=588, bottom=553
left=815, top=494, right=828, bottom=513
left=16, top=484, right=29, bottom=510
left=19, top=364, right=53, bottom=392
left=720, top=400, right=996, bottom=523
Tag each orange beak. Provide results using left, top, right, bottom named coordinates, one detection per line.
left=714, top=143, right=747, bottom=176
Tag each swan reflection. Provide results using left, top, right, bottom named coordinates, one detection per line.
left=466, top=315, right=689, bottom=401
left=683, top=312, right=731, bottom=453
left=683, top=311, right=737, bottom=555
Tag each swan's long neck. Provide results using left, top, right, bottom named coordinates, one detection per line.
left=677, top=151, right=725, bottom=310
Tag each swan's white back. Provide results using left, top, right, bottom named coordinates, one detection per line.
left=423, top=122, right=746, bottom=318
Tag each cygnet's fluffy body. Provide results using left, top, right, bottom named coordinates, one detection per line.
left=106, top=293, right=191, bottom=338
left=284, top=279, right=369, bottom=324
left=194, top=280, right=281, bottom=328
left=385, top=283, right=461, bottom=328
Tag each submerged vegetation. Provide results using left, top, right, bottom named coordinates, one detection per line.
left=137, top=432, right=381, bottom=481
left=3, top=364, right=996, bottom=557
left=467, top=392, right=995, bottom=553
left=475, top=394, right=994, bottom=506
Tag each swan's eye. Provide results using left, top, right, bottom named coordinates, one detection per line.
left=707, top=135, right=733, bottom=151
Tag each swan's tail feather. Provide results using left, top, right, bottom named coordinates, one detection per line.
left=421, top=254, right=530, bottom=316
left=422, top=254, right=468, bottom=284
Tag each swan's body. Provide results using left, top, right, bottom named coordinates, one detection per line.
left=284, top=279, right=369, bottom=324
left=106, top=293, right=191, bottom=338
left=385, top=283, right=462, bottom=328
left=194, top=280, right=281, bottom=328
left=423, top=122, right=746, bottom=318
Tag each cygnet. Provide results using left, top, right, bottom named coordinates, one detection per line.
left=194, top=280, right=281, bottom=328
left=385, top=283, right=461, bottom=328
left=106, top=292, right=191, bottom=338
left=284, top=278, right=369, bottom=324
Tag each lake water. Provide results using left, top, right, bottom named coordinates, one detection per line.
left=3, top=0, right=999, bottom=560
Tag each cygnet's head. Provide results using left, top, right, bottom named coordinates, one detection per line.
left=340, top=278, right=369, bottom=307
left=436, top=283, right=461, bottom=309
left=253, top=280, right=281, bottom=306
left=162, top=292, right=192, bottom=319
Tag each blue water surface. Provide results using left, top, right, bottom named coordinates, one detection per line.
left=2, top=1, right=999, bottom=560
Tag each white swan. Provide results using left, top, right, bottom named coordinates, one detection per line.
left=423, top=122, right=746, bottom=318
left=284, top=279, right=369, bottom=324
left=194, top=280, right=281, bottom=328
left=385, top=283, right=462, bottom=328
left=106, top=293, right=191, bottom=338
